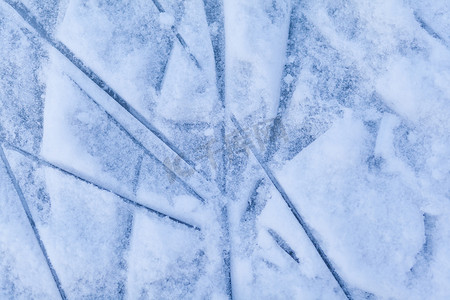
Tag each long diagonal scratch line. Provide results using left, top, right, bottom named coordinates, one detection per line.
left=231, top=115, right=353, bottom=300
left=1, top=141, right=201, bottom=231
left=67, top=75, right=206, bottom=204
left=3, top=0, right=199, bottom=172
left=0, top=145, right=67, bottom=300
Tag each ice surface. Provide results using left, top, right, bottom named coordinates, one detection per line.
left=1, top=0, right=450, bottom=299
left=126, top=210, right=209, bottom=299
left=0, top=8, right=46, bottom=154
left=277, top=112, right=426, bottom=298
left=41, top=57, right=144, bottom=197
left=56, top=0, right=222, bottom=180
left=0, top=156, right=59, bottom=299
left=5, top=146, right=132, bottom=298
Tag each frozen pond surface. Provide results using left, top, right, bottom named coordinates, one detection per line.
left=1, top=0, right=450, bottom=299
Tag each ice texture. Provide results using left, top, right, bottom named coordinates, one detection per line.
left=1, top=0, right=449, bottom=299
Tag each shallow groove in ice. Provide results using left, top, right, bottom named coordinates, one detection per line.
left=2, top=141, right=200, bottom=230
left=3, top=0, right=200, bottom=174
left=231, top=114, right=352, bottom=300
left=0, top=145, right=67, bottom=299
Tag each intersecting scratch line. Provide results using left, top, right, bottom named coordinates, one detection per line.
left=0, top=145, right=67, bottom=300
left=2, top=0, right=201, bottom=175
left=1, top=141, right=201, bottom=231
left=151, top=0, right=202, bottom=68
left=264, top=5, right=303, bottom=163
left=231, top=115, right=353, bottom=300
left=67, top=75, right=206, bottom=205
left=202, top=0, right=232, bottom=298
left=2, top=0, right=350, bottom=297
